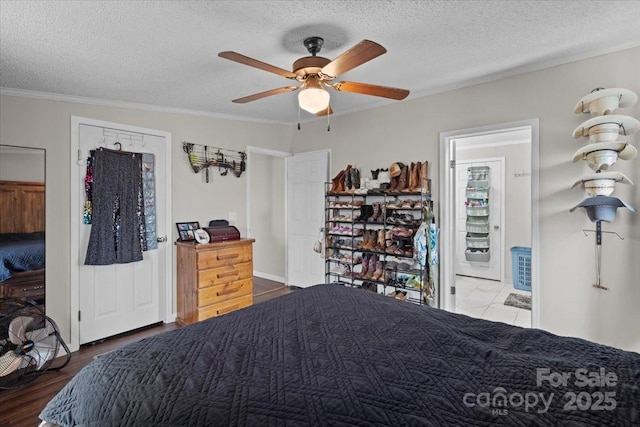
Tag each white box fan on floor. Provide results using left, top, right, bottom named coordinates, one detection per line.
left=0, top=297, right=71, bottom=389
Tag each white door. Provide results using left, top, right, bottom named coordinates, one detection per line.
left=455, top=158, right=503, bottom=281
left=285, top=150, right=329, bottom=287
left=77, top=123, right=168, bottom=344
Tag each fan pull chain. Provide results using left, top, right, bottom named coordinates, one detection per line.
left=327, top=105, right=330, bottom=131
left=297, top=105, right=301, bottom=130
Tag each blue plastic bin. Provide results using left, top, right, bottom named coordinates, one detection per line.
left=511, top=246, right=531, bottom=291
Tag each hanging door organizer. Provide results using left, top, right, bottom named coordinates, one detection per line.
left=465, top=166, right=491, bottom=262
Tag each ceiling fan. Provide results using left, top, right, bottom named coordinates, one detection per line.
left=218, top=37, right=410, bottom=116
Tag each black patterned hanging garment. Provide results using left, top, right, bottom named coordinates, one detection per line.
left=85, top=149, right=145, bottom=265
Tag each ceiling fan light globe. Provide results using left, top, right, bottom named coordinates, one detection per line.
left=298, top=87, right=330, bottom=114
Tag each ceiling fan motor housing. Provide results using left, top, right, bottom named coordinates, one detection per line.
left=293, top=56, right=331, bottom=77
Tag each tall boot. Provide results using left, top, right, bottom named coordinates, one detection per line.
left=344, top=165, right=353, bottom=192
left=395, top=165, right=408, bottom=192
left=357, top=204, right=373, bottom=222
left=330, top=169, right=345, bottom=193
left=414, top=161, right=422, bottom=191
left=331, top=164, right=351, bottom=193
left=364, top=254, right=377, bottom=279
left=351, top=168, right=360, bottom=189
left=405, top=161, right=420, bottom=192
left=421, top=161, right=429, bottom=193
left=358, top=254, right=369, bottom=278
left=368, top=202, right=379, bottom=222
left=371, top=261, right=384, bottom=281
left=377, top=229, right=386, bottom=251
left=365, top=230, right=376, bottom=250
left=404, top=162, right=415, bottom=192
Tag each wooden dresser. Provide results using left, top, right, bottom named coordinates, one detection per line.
left=175, top=238, right=254, bottom=326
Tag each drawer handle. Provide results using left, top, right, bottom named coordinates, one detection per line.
left=217, top=270, right=238, bottom=279
left=217, top=253, right=239, bottom=260
left=23, top=286, right=44, bottom=291
left=216, top=286, right=241, bottom=297
left=217, top=304, right=239, bottom=315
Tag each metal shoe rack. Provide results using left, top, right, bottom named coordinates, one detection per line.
left=323, top=182, right=438, bottom=306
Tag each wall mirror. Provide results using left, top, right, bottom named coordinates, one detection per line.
left=0, top=145, right=46, bottom=309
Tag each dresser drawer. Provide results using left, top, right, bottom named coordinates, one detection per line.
left=197, top=245, right=252, bottom=269
left=198, top=293, right=253, bottom=319
left=198, top=262, right=252, bottom=288
left=199, top=278, right=252, bottom=306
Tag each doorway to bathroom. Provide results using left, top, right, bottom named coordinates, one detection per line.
left=440, top=120, right=539, bottom=328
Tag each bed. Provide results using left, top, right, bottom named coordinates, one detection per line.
left=0, top=232, right=46, bottom=282
left=0, top=181, right=46, bottom=302
left=39, top=285, right=639, bottom=426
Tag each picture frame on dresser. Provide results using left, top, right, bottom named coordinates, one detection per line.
left=176, top=221, right=200, bottom=241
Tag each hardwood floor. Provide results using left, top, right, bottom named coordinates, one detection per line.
left=0, top=277, right=291, bottom=427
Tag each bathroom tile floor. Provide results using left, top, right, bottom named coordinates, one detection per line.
left=455, top=275, right=531, bottom=328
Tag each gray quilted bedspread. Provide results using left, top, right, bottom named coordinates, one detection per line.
left=40, top=285, right=639, bottom=426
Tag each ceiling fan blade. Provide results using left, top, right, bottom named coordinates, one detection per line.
left=321, top=40, right=387, bottom=78
left=316, top=105, right=333, bottom=116
left=232, top=86, right=299, bottom=103
left=218, top=51, right=297, bottom=79
left=332, top=81, right=409, bottom=100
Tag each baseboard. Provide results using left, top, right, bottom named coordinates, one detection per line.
left=253, top=271, right=285, bottom=283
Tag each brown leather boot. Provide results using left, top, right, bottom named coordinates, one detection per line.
left=377, top=229, right=386, bottom=250
left=331, top=164, right=351, bottom=193
left=403, top=162, right=416, bottom=192
left=365, top=230, right=376, bottom=250
left=420, top=161, right=429, bottom=193
left=371, top=261, right=384, bottom=281
left=408, top=162, right=416, bottom=191
left=396, top=165, right=408, bottom=192
left=387, top=175, right=398, bottom=192
left=410, top=161, right=421, bottom=192
left=358, top=254, right=369, bottom=278
left=330, top=169, right=345, bottom=193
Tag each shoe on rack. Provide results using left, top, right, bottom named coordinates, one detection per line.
left=364, top=254, right=377, bottom=279
left=395, top=291, right=408, bottom=301
left=404, top=162, right=416, bottom=192
left=368, top=202, right=379, bottom=222
left=344, top=165, right=353, bottom=191
left=371, top=261, right=384, bottom=281
left=420, top=161, right=429, bottom=192
left=395, top=165, right=408, bottom=192
left=351, top=168, right=360, bottom=189
left=357, top=204, right=374, bottom=222
left=330, top=165, right=351, bottom=193
left=377, top=229, right=386, bottom=250
left=358, top=254, right=370, bottom=278
left=413, top=161, right=422, bottom=192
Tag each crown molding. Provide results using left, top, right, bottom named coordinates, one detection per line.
left=0, top=87, right=292, bottom=126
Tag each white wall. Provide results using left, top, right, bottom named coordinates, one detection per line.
left=292, top=46, right=640, bottom=352
left=0, top=95, right=292, bottom=345
left=0, top=146, right=45, bottom=182
left=249, top=152, right=285, bottom=280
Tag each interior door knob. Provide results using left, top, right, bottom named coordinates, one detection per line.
left=494, top=225, right=499, bottom=230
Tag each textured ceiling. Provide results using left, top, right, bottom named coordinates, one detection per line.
left=1, top=0, right=639, bottom=125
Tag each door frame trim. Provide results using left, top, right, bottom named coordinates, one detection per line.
left=69, top=116, right=173, bottom=352
left=439, top=119, right=540, bottom=328
left=454, top=156, right=506, bottom=283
